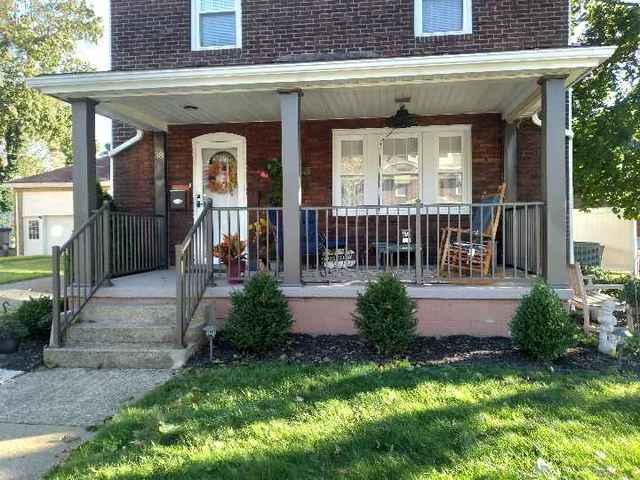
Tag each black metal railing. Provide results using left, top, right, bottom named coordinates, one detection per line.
left=175, top=201, right=214, bottom=347
left=50, top=203, right=165, bottom=348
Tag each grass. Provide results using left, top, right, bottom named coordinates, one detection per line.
left=48, top=362, right=640, bottom=480
left=0, top=255, right=51, bottom=284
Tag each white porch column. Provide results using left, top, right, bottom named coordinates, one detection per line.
left=540, top=77, right=569, bottom=287
left=279, top=90, right=302, bottom=285
left=71, top=99, right=97, bottom=228
left=503, top=123, right=518, bottom=202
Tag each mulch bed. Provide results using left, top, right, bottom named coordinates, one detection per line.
left=189, top=333, right=639, bottom=374
left=0, top=338, right=46, bottom=372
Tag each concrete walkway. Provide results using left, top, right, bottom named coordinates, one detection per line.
left=0, top=368, right=173, bottom=480
left=0, top=277, right=52, bottom=310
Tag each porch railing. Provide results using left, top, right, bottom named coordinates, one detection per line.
left=202, top=202, right=544, bottom=286
left=175, top=200, right=214, bottom=347
left=300, top=203, right=544, bottom=283
left=50, top=203, right=165, bottom=348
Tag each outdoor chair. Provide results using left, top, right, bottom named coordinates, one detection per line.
left=267, top=210, right=346, bottom=271
left=438, top=183, right=507, bottom=277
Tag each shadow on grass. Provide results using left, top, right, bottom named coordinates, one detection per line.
left=49, top=363, right=640, bottom=480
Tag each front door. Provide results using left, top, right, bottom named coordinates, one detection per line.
left=192, top=133, right=248, bottom=256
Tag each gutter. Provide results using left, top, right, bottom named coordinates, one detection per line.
left=531, top=112, right=574, bottom=138
left=97, top=129, right=144, bottom=160
left=97, top=129, right=144, bottom=196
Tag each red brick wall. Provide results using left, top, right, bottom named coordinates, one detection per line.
left=111, top=0, right=569, bottom=72
left=517, top=120, right=543, bottom=202
left=112, top=132, right=155, bottom=215
left=159, top=114, right=506, bottom=250
left=112, top=114, right=511, bottom=251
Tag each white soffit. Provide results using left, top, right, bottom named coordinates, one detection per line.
left=27, top=47, right=615, bottom=128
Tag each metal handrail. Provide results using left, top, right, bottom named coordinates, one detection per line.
left=50, top=202, right=166, bottom=348
left=175, top=200, right=214, bottom=347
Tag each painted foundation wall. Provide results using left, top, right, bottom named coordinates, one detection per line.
left=209, top=297, right=516, bottom=337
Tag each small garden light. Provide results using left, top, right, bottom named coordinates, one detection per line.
left=203, top=304, right=217, bottom=362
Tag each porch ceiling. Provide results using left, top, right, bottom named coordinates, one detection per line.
left=28, top=47, right=615, bottom=130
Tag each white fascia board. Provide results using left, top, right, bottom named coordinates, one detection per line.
left=28, top=47, right=616, bottom=99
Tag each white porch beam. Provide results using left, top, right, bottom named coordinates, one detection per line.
left=540, top=78, right=568, bottom=287
left=279, top=90, right=303, bottom=286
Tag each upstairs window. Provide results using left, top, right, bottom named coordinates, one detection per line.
left=192, top=0, right=242, bottom=50
left=415, top=0, right=472, bottom=37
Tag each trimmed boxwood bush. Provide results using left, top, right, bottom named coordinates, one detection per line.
left=15, top=296, right=52, bottom=339
left=0, top=313, right=28, bottom=341
left=353, top=273, right=417, bottom=355
left=224, top=273, right=293, bottom=352
left=510, top=281, right=577, bottom=361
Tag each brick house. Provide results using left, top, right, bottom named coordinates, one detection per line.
left=28, top=0, right=614, bottom=368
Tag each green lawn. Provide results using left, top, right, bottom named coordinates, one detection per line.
left=48, top=362, right=640, bottom=479
left=0, top=255, right=51, bottom=285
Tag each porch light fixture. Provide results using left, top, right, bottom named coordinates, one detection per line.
left=184, top=105, right=199, bottom=110
left=385, top=104, right=417, bottom=129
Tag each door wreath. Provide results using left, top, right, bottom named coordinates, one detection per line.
left=207, top=151, right=238, bottom=194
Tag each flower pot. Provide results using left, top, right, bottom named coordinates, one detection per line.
left=0, top=337, right=19, bottom=354
left=226, top=259, right=246, bottom=283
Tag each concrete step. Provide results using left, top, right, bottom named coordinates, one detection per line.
left=43, top=342, right=199, bottom=369
left=65, top=322, right=176, bottom=345
left=64, top=315, right=207, bottom=346
left=77, top=299, right=178, bottom=325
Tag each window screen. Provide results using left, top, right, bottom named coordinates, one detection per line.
left=422, top=0, right=464, bottom=34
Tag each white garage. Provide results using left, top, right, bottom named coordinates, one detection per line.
left=9, top=159, right=111, bottom=256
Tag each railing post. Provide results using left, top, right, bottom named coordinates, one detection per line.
left=175, top=244, right=184, bottom=348
left=415, top=202, right=423, bottom=285
left=102, top=202, right=113, bottom=286
left=205, top=200, right=214, bottom=284
left=50, top=246, right=61, bottom=348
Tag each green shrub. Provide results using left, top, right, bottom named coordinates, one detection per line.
left=624, top=334, right=640, bottom=359
left=623, top=279, right=640, bottom=309
left=224, top=273, right=293, bottom=352
left=353, top=274, right=417, bottom=355
left=15, top=296, right=52, bottom=339
left=510, top=281, right=578, bottom=361
left=0, top=313, right=28, bottom=340
left=623, top=279, right=640, bottom=333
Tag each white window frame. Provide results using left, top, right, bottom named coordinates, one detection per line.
left=414, top=0, right=472, bottom=37
left=191, top=0, right=242, bottom=51
left=332, top=125, right=472, bottom=209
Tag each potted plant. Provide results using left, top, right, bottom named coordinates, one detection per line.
left=0, top=313, right=27, bottom=354
left=213, top=233, right=247, bottom=283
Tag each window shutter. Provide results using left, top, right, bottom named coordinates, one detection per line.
left=422, top=0, right=464, bottom=33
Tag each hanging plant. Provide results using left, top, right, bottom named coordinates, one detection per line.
left=207, top=151, right=238, bottom=194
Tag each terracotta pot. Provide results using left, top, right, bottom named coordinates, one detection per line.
left=0, top=337, right=19, bottom=354
left=226, top=259, right=246, bottom=283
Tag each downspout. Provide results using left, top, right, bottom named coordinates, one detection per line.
left=97, top=129, right=144, bottom=197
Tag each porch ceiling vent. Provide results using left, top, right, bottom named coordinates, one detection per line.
left=385, top=105, right=417, bottom=129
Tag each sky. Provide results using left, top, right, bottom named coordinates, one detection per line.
left=76, top=0, right=112, bottom=149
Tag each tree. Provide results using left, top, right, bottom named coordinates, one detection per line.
left=572, top=0, right=640, bottom=219
left=0, top=0, right=101, bottom=210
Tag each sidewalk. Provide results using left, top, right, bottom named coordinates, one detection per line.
left=0, top=368, right=173, bottom=480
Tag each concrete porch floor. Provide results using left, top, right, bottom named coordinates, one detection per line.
left=94, top=269, right=564, bottom=301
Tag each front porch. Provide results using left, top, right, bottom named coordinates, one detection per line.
left=26, top=47, right=614, bottom=359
